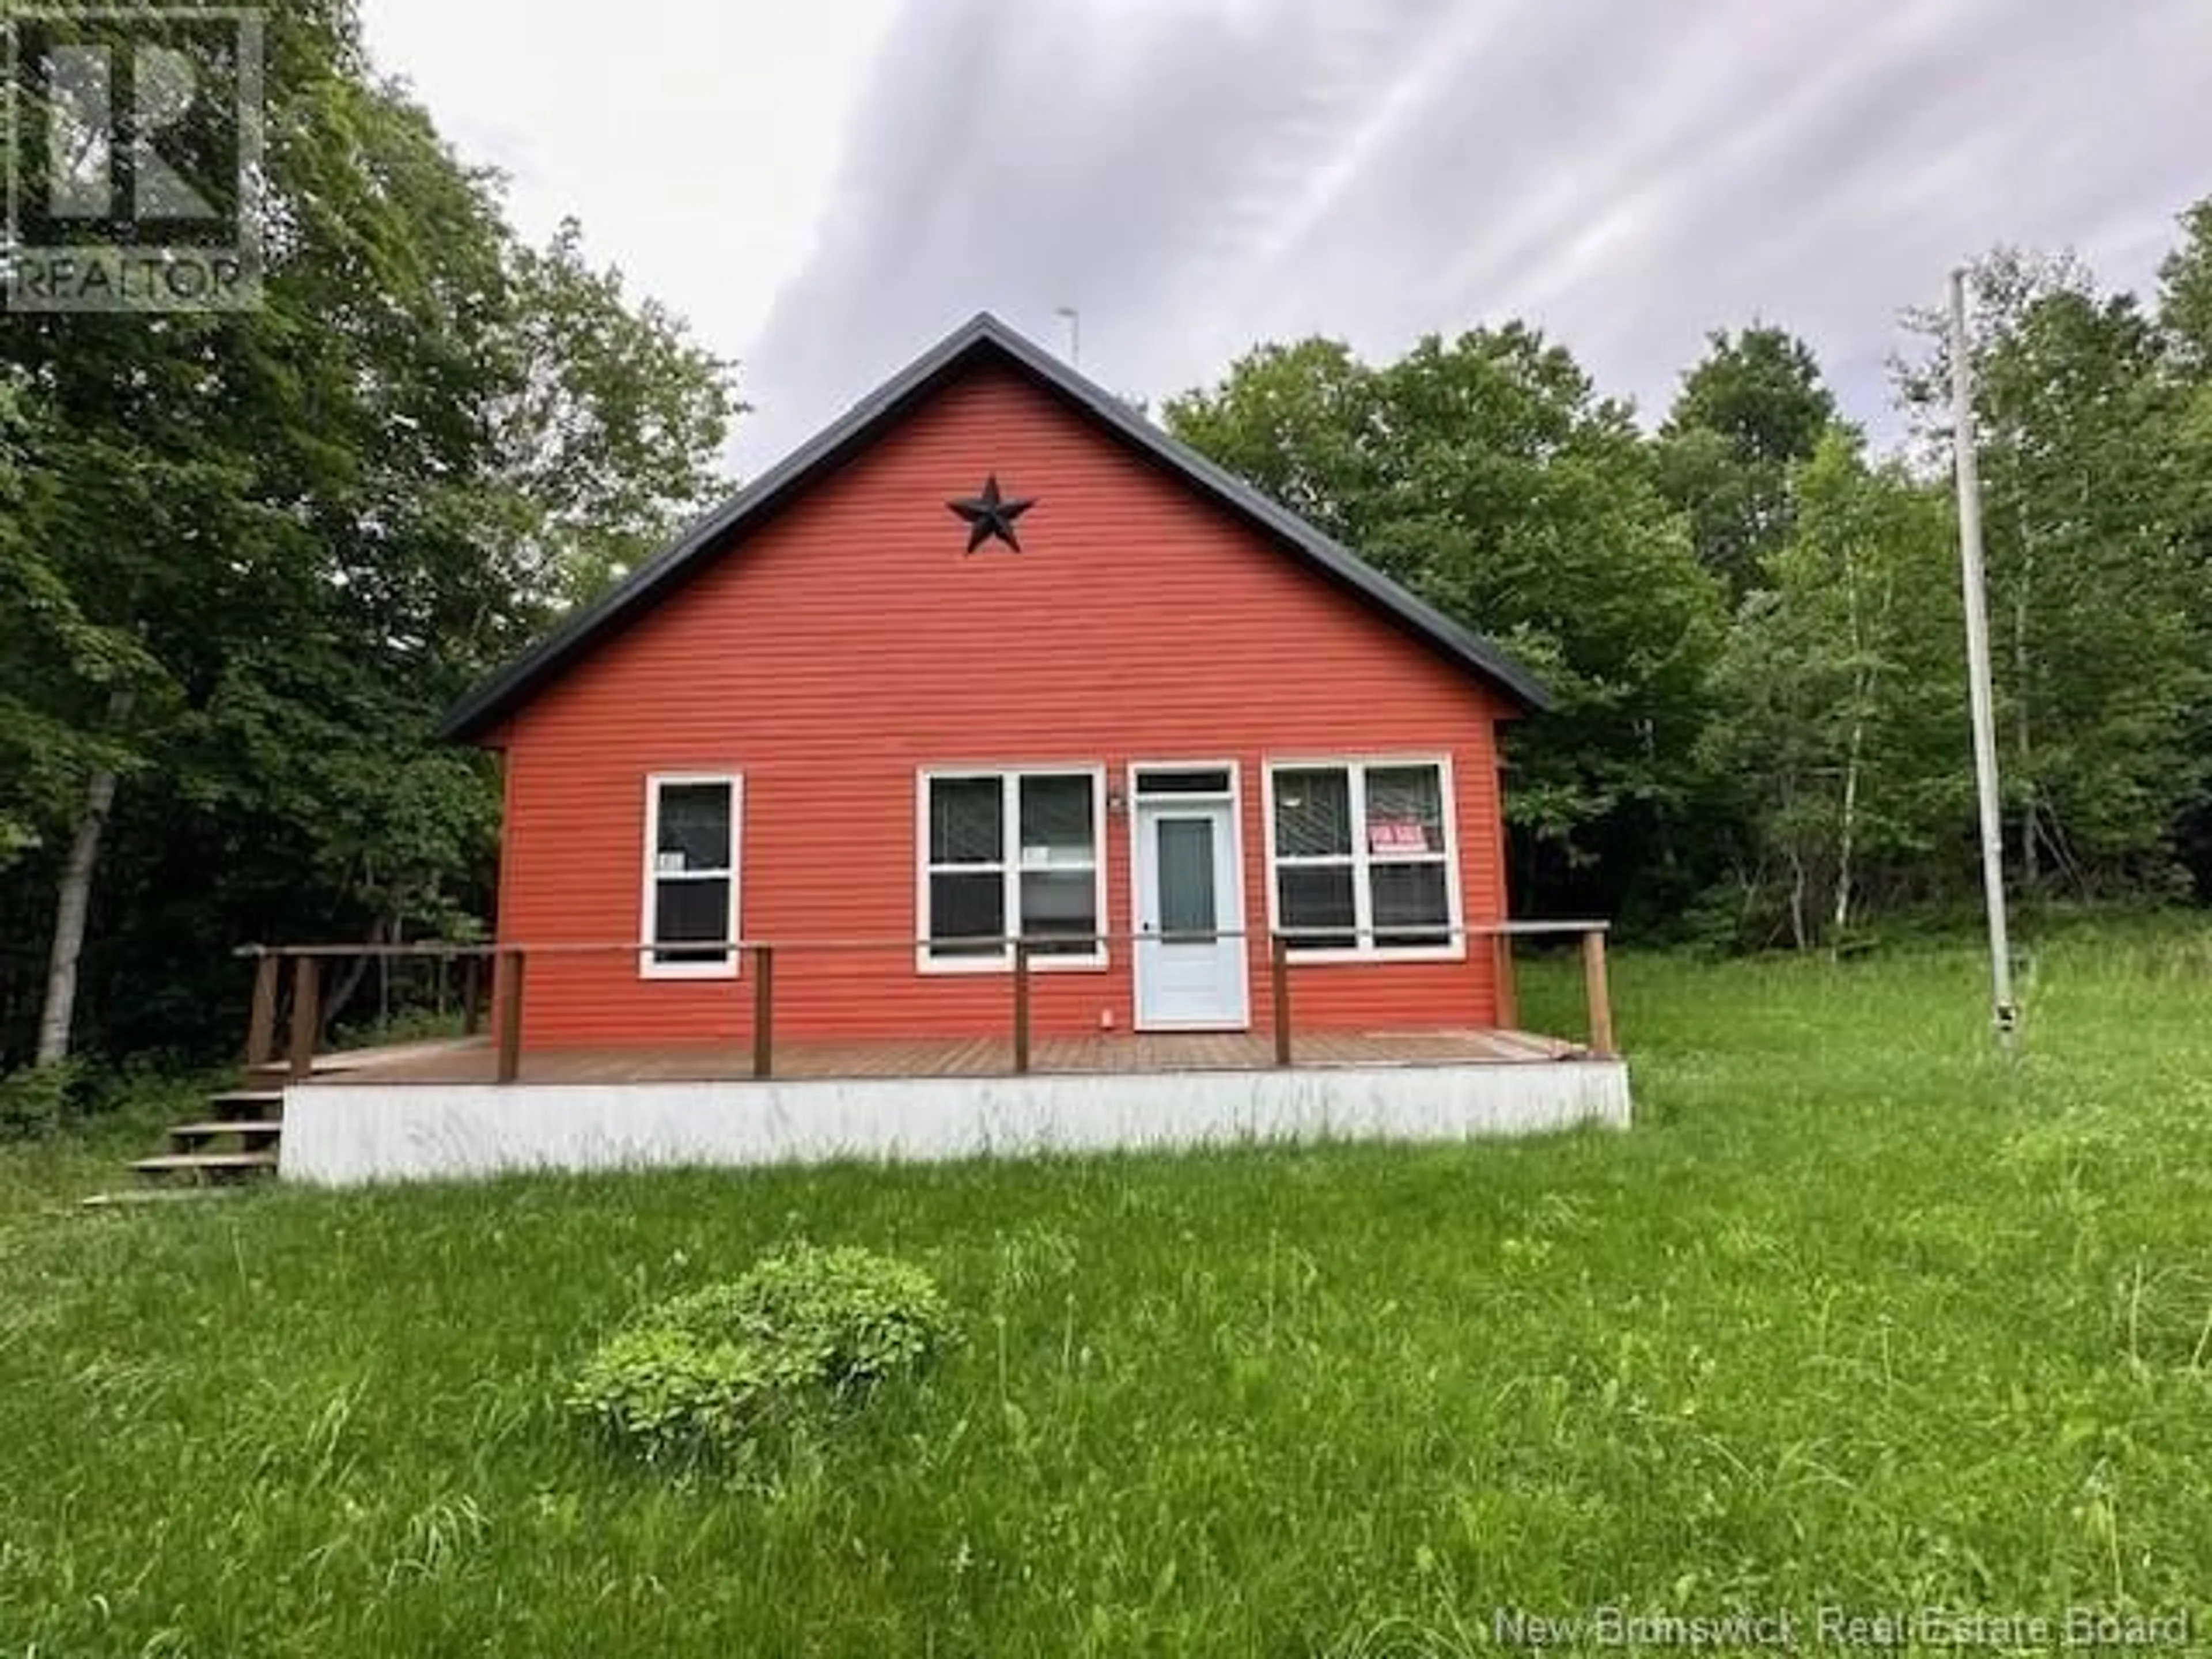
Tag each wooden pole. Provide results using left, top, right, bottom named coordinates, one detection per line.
left=461, top=953, right=481, bottom=1036
left=245, top=952, right=279, bottom=1067
left=286, top=956, right=320, bottom=1082
left=1491, top=931, right=1519, bottom=1031
left=495, top=949, right=526, bottom=1084
left=1581, top=930, right=1615, bottom=1058
left=1271, top=934, right=1292, bottom=1067
left=1012, top=938, right=1031, bottom=1075
left=1948, top=268, right=2020, bottom=1050
left=751, top=944, right=775, bottom=1080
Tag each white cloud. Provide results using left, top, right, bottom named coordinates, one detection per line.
left=358, top=0, right=902, bottom=358
left=359, top=0, right=2211, bottom=476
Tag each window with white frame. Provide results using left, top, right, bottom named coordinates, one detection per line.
left=922, top=769, right=1104, bottom=967
left=1268, top=760, right=1458, bottom=956
left=642, top=775, right=741, bottom=976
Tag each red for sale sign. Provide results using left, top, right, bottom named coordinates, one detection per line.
left=1368, top=820, right=1430, bottom=853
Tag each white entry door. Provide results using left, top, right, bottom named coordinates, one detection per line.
left=1133, top=798, right=1248, bottom=1030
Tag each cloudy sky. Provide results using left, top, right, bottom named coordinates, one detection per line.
left=360, top=0, right=2208, bottom=472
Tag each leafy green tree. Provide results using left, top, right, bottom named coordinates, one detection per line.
left=0, top=5, right=738, bottom=1068
left=1, top=7, right=510, bottom=1064
left=2158, top=199, right=2212, bottom=375
left=0, top=377, right=159, bottom=874
left=1170, top=325, right=1727, bottom=917
left=2154, top=200, right=2212, bottom=893
left=1160, top=338, right=1379, bottom=543
left=1654, top=327, right=1836, bottom=597
left=1902, top=252, right=2210, bottom=895
left=1700, top=430, right=1966, bottom=947
left=496, top=219, right=741, bottom=604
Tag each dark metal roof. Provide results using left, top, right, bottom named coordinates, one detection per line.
left=439, top=312, right=1549, bottom=741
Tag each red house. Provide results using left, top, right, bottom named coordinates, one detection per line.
left=263, top=314, right=1627, bottom=1184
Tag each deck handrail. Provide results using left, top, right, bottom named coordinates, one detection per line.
left=233, top=921, right=1610, bottom=960
left=238, top=922, right=1616, bottom=1085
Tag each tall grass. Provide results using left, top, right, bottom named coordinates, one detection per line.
left=2, top=922, right=2209, bottom=1654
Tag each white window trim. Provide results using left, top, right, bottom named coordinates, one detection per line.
left=639, top=772, right=743, bottom=980
left=1262, top=755, right=1465, bottom=963
left=916, top=766, right=1109, bottom=974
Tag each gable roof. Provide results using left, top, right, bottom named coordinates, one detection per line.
left=439, top=313, right=1549, bottom=741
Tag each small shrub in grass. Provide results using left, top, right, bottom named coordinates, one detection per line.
left=569, top=1243, right=949, bottom=1464
left=0, top=1060, right=78, bottom=1139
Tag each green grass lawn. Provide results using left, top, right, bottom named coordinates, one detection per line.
left=4, top=923, right=2211, bottom=1654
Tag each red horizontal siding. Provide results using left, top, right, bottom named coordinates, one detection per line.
left=494, top=360, right=1516, bottom=1046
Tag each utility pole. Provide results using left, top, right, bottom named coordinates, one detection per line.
left=1055, top=305, right=1081, bottom=369
left=1949, top=267, right=2020, bottom=1050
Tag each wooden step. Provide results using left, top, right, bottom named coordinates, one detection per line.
left=132, top=1150, right=278, bottom=1183
left=241, top=1059, right=352, bottom=1085
left=82, top=1187, right=243, bottom=1209
left=208, top=1088, right=285, bottom=1118
left=241, top=1041, right=474, bottom=1089
left=167, top=1120, right=283, bottom=1149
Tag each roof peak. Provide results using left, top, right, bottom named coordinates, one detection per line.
left=438, top=312, right=1548, bottom=741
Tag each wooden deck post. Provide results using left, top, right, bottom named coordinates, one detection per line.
left=495, top=948, right=526, bottom=1084
left=1581, top=929, right=1615, bottom=1058
left=286, top=956, right=320, bottom=1082
left=1012, top=938, right=1032, bottom=1075
left=460, top=952, right=482, bottom=1036
left=1491, top=930, right=1519, bottom=1030
left=751, top=944, right=775, bottom=1080
left=245, top=952, right=279, bottom=1067
left=1271, top=934, right=1292, bottom=1067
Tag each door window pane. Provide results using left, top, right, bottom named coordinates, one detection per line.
left=928, top=870, right=1004, bottom=957
left=930, top=777, right=1002, bottom=865
left=1137, top=768, right=1232, bottom=796
left=1157, top=817, right=1217, bottom=938
left=1274, top=767, right=1351, bottom=857
left=1278, top=865, right=1356, bottom=948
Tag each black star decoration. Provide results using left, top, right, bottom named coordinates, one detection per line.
left=948, top=474, right=1035, bottom=554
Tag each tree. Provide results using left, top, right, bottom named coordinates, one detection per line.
left=1699, top=430, right=1965, bottom=947
left=495, top=220, right=742, bottom=604
left=2158, top=198, right=2212, bottom=375
left=2154, top=199, right=2212, bottom=896
left=1159, top=338, right=1378, bottom=543
left=1169, top=325, right=1728, bottom=919
left=1, top=7, right=509, bottom=1065
left=1654, top=327, right=1836, bottom=597
left=0, top=376, right=158, bottom=877
left=0, top=5, right=740, bottom=1070
left=1900, top=252, right=2210, bottom=894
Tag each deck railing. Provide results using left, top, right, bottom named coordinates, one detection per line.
left=236, top=921, right=1615, bottom=1085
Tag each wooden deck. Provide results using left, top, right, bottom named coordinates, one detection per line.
left=308, top=1028, right=1586, bottom=1086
